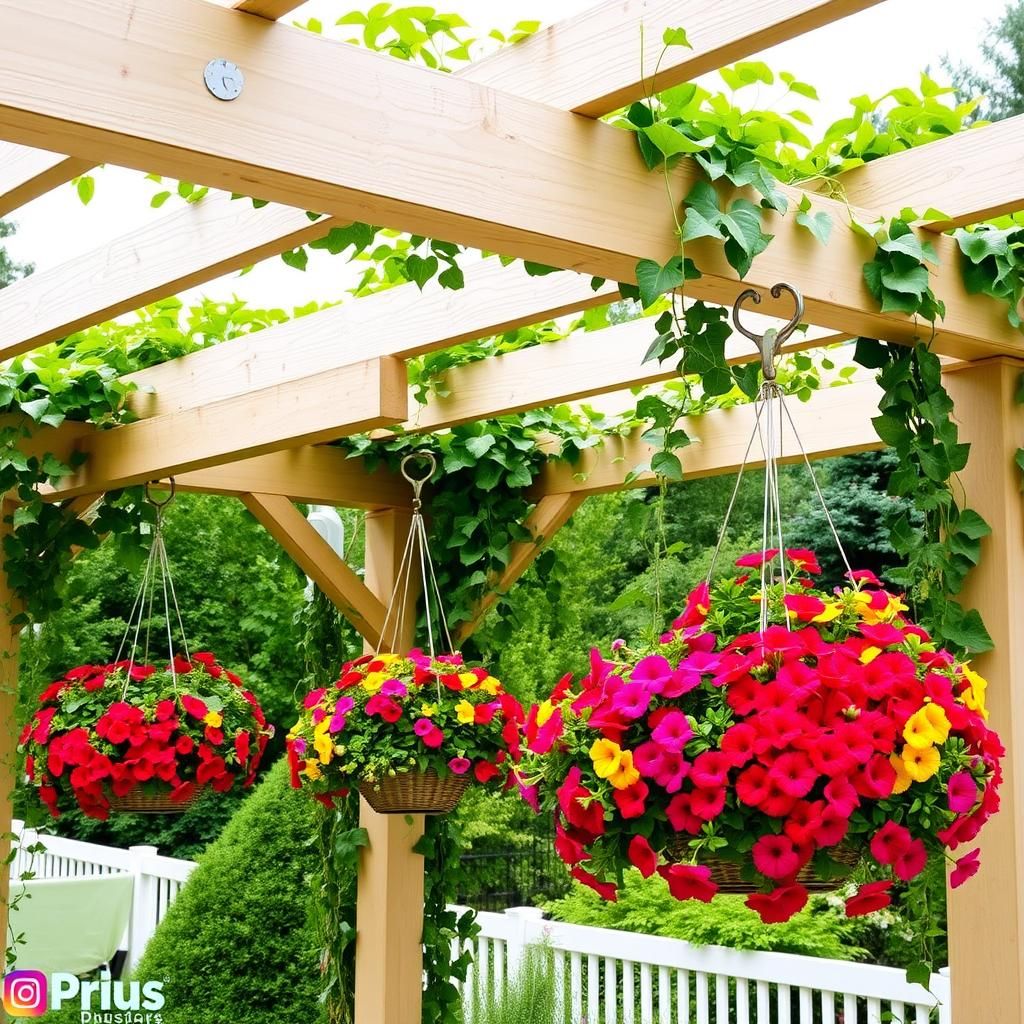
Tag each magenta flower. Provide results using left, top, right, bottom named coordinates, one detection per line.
left=892, top=837, right=928, bottom=882
left=736, top=548, right=779, bottom=568
left=947, top=771, right=978, bottom=813
left=870, top=821, right=912, bottom=866
left=422, top=724, right=444, bottom=748
left=651, top=710, right=692, bottom=753
left=303, top=688, right=327, bottom=709
left=611, top=684, right=653, bottom=720
left=950, top=848, right=981, bottom=888
left=630, top=655, right=675, bottom=693
left=752, top=833, right=802, bottom=880
left=448, top=756, right=471, bottom=775
left=413, top=718, right=435, bottom=737
left=380, top=678, right=408, bottom=698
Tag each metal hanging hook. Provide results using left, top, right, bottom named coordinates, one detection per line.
left=399, top=452, right=436, bottom=512
left=731, top=283, right=805, bottom=382
left=144, top=478, right=176, bottom=509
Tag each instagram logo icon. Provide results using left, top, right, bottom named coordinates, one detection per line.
left=3, top=971, right=47, bottom=1017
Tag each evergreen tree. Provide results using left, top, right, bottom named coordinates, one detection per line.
left=945, top=1, right=1024, bottom=121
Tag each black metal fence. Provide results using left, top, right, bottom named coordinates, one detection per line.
left=457, top=828, right=570, bottom=912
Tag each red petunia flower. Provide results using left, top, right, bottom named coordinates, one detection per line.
left=845, top=880, right=892, bottom=917
left=785, top=548, right=821, bottom=574
left=752, top=834, right=803, bottom=880
left=659, top=863, right=718, bottom=903
left=745, top=883, right=808, bottom=924
left=736, top=549, right=779, bottom=568
left=613, top=780, right=649, bottom=820
left=571, top=865, right=617, bottom=902
left=892, top=838, right=928, bottom=881
left=627, top=835, right=658, bottom=878
left=869, top=821, right=912, bottom=866
left=950, top=848, right=981, bottom=889
left=782, top=594, right=826, bottom=621
left=474, top=761, right=499, bottom=784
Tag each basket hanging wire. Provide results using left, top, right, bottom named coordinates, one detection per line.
left=704, top=283, right=856, bottom=629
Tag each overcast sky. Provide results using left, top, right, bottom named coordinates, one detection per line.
left=3, top=0, right=1010, bottom=311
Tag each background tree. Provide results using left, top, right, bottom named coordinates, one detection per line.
left=0, top=219, right=33, bottom=288
left=945, top=1, right=1024, bottom=120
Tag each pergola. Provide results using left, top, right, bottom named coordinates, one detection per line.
left=0, top=0, right=1021, bottom=1020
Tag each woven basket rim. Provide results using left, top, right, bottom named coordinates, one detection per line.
left=358, top=768, right=468, bottom=815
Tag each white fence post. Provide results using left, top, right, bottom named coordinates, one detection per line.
left=503, top=906, right=544, bottom=981
left=125, top=845, right=159, bottom=973
left=937, top=967, right=953, bottom=1024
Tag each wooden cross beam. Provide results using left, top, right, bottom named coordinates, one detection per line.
left=0, top=0, right=1012, bottom=361
left=840, top=115, right=1024, bottom=232
left=0, top=142, right=88, bottom=217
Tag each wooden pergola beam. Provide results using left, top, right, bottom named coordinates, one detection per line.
left=529, top=377, right=884, bottom=497
left=840, top=116, right=1024, bottom=232
left=241, top=492, right=386, bottom=646
left=0, top=0, right=1014, bottom=361
left=231, top=0, right=304, bottom=17
left=455, top=493, right=586, bottom=643
left=175, top=447, right=411, bottom=510
left=0, top=142, right=87, bottom=216
left=464, top=0, right=884, bottom=118
left=48, top=356, right=407, bottom=498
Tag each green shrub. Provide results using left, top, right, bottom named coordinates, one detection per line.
left=132, top=757, right=323, bottom=1024
left=545, top=872, right=869, bottom=961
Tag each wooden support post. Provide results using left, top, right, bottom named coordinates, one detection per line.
left=943, top=358, right=1024, bottom=1022
left=355, top=508, right=425, bottom=1024
left=0, top=509, right=21, bottom=970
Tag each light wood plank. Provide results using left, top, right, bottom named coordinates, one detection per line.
left=463, top=0, right=884, bottom=117
left=0, top=142, right=88, bottom=216
left=529, top=377, right=884, bottom=496
left=944, top=357, right=1024, bottom=1024
left=455, top=493, right=585, bottom=641
left=840, top=116, right=1024, bottom=231
left=0, top=194, right=327, bottom=357
left=0, top=0, right=1014, bottom=360
left=231, top=0, right=304, bottom=17
left=241, top=491, right=385, bottom=645
left=48, top=356, right=407, bottom=498
left=175, top=446, right=410, bottom=509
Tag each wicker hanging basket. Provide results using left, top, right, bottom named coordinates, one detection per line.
left=358, top=769, right=469, bottom=815
left=107, top=788, right=199, bottom=815
left=667, top=837, right=861, bottom=894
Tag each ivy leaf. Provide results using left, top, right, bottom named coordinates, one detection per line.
left=879, top=233, right=939, bottom=266
left=685, top=180, right=722, bottom=222
left=625, top=102, right=654, bottom=128
left=12, top=505, right=38, bottom=529
left=795, top=208, right=833, bottom=246
left=941, top=603, right=994, bottom=653
left=523, top=261, right=561, bottom=277
left=19, top=398, right=49, bottom=422
left=650, top=450, right=683, bottom=481
left=871, top=412, right=910, bottom=448
left=405, top=253, right=439, bottom=290
left=956, top=509, right=991, bottom=539
left=281, top=247, right=308, bottom=272
left=76, top=175, right=95, bottom=205
left=662, top=26, right=691, bottom=47
left=721, top=200, right=772, bottom=279
left=1016, top=447, right=1024, bottom=489
left=955, top=227, right=1010, bottom=264
left=464, top=435, right=496, bottom=459
left=635, top=256, right=685, bottom=309
left=437, top=265, right=465, bottom=290
left=881, top=260, right=930, bottom=297
left=681, top=207, right=724, bottom=243
left=641, top=123, right=714, bottom=157
left=904, top=962, right=932, bottom=989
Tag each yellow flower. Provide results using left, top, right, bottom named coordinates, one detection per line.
left=478, top=675, right=502, bottom=695
left=590, top=738, right=622, bottom=780
left=203, top=710, right=223, bottom=728
left=455, top=700, right=476, bottom=725
left=902, top=744, right=940, bottom=783
left=960, top=665, right=990, bottom=719
left=303, top=758, right=322, bottom=781
left=535, top=700, right=555, bottom=728
left=903, top=703, right=951, bottom=749
left=458, top=672, right=479, bottom=689
left=313, top=719, right=333, bottom=765
left=419, top=703, right=438, bottom=718
left=376, top=653, right=401, bottom=665
left=859, top=646, right=882, bottom=665
left=812, top=601, right=843, bottom=624
left=890, top=752, right=913, bottom=794
left=608, top=749, right=640, bottom=791
left=362, top=672, right=387, bottom=694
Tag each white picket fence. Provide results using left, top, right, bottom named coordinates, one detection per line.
left=10, top=819, right=197, bottom=972
left=12, top=822, right=951, bottom=1022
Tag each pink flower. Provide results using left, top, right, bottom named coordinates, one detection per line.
left=782, top=594, right=826, bottom=621
left=736, top=549, right=779, bottom=568
left=627, top=835, right=658, bottom=878
left=659, top=863, right=718, bottom=903
left=380, top=679, right=408, bottom=698
left=303, top=688, right=326, bottom=709
left=422, top=725, right=444, bottom=749
left=752, top=834, right=802, bottom=880
left=870, top=821, right=912, bottom=866
left=651, top=710, right=692, bottom=752
left=571, top=866, right=617, bottom=902
left=448, top=757, right=471, bottom=775
left=785, top=548, right=821, bottom=574
left=689, top=786, right=726, bottom=821
left=950, top=848, right=981, bottom=889
left=947, top=771, right=978, bottom=813
left=892, top=838, right=928, bottom=882
left=689, top=751, right=731, bottom=789
left=611, top=684, right=653, bottom=720
left=768, top=752, right=817, bottom=798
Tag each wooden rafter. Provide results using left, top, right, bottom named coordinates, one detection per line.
left=463, top=0, right=884, bottom=118
left=230, top=0, right=305, bottom=17
left=0, top=1, right=869, bottom=363
left=0, top=0, right=1012, bottom=361
left=529, top=377, right=884, bottom=496
left=0, top=142, right=87, bottom=216
left=48, top=357, right=407, bottom=498
left=241, top=492, right=386, bottom=646
left=455, top=493, right=586, bottom=643
left=840, top=117, right=1024, bottom=232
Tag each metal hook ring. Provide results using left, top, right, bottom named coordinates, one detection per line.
left=400, top=452, right=437, bottom=499
left=145, top=478, right=176, bottom=508
left=769, top=282, right=805, bottom=345
left=731, top=288, right=763, bottom=344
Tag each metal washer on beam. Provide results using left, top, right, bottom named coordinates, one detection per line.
left=203, top=59, right=244, bottom=101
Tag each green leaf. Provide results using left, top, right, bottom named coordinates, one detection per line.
left=956, top=227, right=1010, bottom=264
left=634, top=256, right=685, bottom=309
left=625, top=102, right=654, bottom=128
left=957, top=508, right=991, bottom=539
left=871, top=412, right=910, bottom=448
left=404, top=253, right=439, bottom=290
left=795, top=208, right=832, bottom=246
left=941, top=603, right=994, bottom=653
left=12, top=505, right=38, bottom=529
left=280, top=247, right=308, bottom=272
left=662, top=27, right=691, bottom=47
left=641, top=123, right=714, bottom=157
left=76, top=175, right=95, bottom=205
left=19, top=398, right=49, bottom=422
left=905, top=962, right=932, bottom=988
left=651, top=450, right=683, bottom=481
left=464, top=435, right=496, bottom=459
left=681, top=207, right=724, bottom=243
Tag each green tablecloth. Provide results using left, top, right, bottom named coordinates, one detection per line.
left=11, top=874, right=134, bottom=975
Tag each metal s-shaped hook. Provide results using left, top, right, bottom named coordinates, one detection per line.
left=731, top=283, right=805, bottom=382
left=400, top=451, right=437, bottom=511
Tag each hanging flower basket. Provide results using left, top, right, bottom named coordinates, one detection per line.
left=288, top=650, right=523, bottom=814
left=20, top=653, right=273, bottom=820
left=516, top=549, right=1004, bottom=920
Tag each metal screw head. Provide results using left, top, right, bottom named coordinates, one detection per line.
left=203, top=59, right=244, bottom=101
